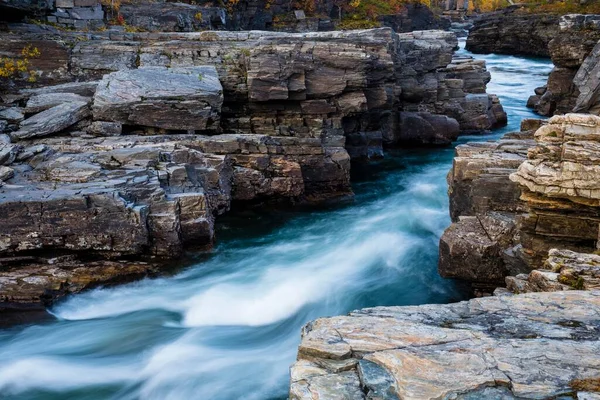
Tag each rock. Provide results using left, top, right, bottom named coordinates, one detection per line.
left=0, top=107, right=24, bottom=123
left=466, top=9, right=559, bottom=57
left=92, top=67, right=223, bottom=132
left=0, top=144, right=20, bottom=165
left=291, top=291, right=600, bottom=400
left=119, top=1, right=226, bottom=32
left=574, top=41, right=600, bottom=115
left=0, top=258, right=159, bottom=309
left=0, top=166, right=14, bottom=181
left=439, top=214, right=510, bottom=284
left=439, top=120, right=542, bottom=285
left=86, top=121, right=122, bottom=136
left=25, top=92, right=90, bottom=113
left=528, top=15, right=600, bottom=117
left=11, top=101, right=90, bottom=140
left=509, top=114, right=600, bottom=266
left=507, top=249, right=600, bottom=293
left=395, top=111, right=460, bottom=145
left=20, top=81, right=99, bottom=97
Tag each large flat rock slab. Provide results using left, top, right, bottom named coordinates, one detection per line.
left=92, top=66, right=223, bottom=132
left=291, top=291, right=600, bottom=400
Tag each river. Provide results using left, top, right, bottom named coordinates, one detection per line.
left=0, top=41, right=553, bottom=399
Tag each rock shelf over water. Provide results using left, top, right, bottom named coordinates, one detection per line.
left=291, top=290, right=600, bottom=400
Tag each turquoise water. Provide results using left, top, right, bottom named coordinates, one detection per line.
left=0, top=42, right=552, bottom=399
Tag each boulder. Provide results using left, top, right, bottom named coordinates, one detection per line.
left=25, top=92, right=90, bottom=113
left=396, top=111, right=459, bottom=145
left=92, top=66, right=223, bottom=132
left=10, top=101, right=90, bottom=140
left=529, top=15, right=600, bottom=117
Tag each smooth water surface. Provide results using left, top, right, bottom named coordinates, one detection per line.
left=0, top=41, right=553, bottom=400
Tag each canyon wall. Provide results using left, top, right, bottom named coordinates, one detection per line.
left=466, top=8, right=559, bottom=57
left=528, top=14, right=600, bottom=116
left=0, top=27, right=505, bottom=308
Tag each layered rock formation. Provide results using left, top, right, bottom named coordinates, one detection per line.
left=0, top=27, right=506, bottom=307
left=510, top=113, right=600, bottom=266
left=440, top=114, right=600, bottom=289
left=528, top=14, right=600, bottom=116
left=466, top=8, right=559, bottom=57
left=439, top=119, right=541, bottom=287
left=290, top=290, right=600, bottom=399
left=506, top=249, right=600, bottom=293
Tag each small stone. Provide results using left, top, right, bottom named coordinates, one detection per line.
left=86, top=121, right=122, bottom=136
left=0, top=166, right=14, bottom=181
left=0, top=108, right=24, bottom=123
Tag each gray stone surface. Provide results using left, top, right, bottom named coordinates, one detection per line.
left=25, top=92, right=90, bottom=113
left=11, top=101, right=90, bottom=140
left=92, top=67, right=223, bottom=132
left=291, top=291, right=600, bottom=400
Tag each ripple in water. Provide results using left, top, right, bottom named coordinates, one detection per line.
left=0, top=41, right=553, bottom=400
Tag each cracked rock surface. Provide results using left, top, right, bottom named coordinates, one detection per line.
left=291, top=290, right=600, bottom=400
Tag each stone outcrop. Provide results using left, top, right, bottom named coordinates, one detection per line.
left=0, top=27, right=505, bottom=153
left=290, top=290, right=600, bottom=400
left=574, top=41, right=600, bottom=115
left=92, top=66, right=223, bottom=132
left=506, top=249, right=600, bottom=294
left=119, top=2, right=227, bottom=32
left=0, top=27, right=507, bottom=307
left=438, top=119, right=541, bottom=287
left=528, top=14, right=600, bottom=116
left=466, top=8, right=559, bottom=57
left=440, top=114, right=600, bottom=288
left=510, top=114, right=600, bottom=266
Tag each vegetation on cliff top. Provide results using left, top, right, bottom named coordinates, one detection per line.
left=472, top=0, right=600, bottom=13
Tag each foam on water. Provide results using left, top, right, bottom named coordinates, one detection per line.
left=0, top=41, right=553, bottom=400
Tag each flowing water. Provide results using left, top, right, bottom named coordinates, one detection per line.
left=0, top=41, right=553, bottom=400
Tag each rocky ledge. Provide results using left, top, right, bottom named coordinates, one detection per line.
left=466, top=8, right=559, bottom=57
left=0, top=27, right=506, bottom=308
left=506, top=249, right=600, bottom=294
left=440, top=114, right=600, bottom=289
left=290, top=290, right=600, bottom=400
left=527, top=14, right=600, bottom=116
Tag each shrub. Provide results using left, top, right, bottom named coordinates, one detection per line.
left=0, top=45, right=41, bottom=83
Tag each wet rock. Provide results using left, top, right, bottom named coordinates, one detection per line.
left=11, top=101, right=90, bottom=140
left=92, top=67, right=223, bottom=132
left=396, top=111, right=459, bottom=145
left=0, top=258, right=159, bottom=309
left=291, top=291, right=600, bottom=400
